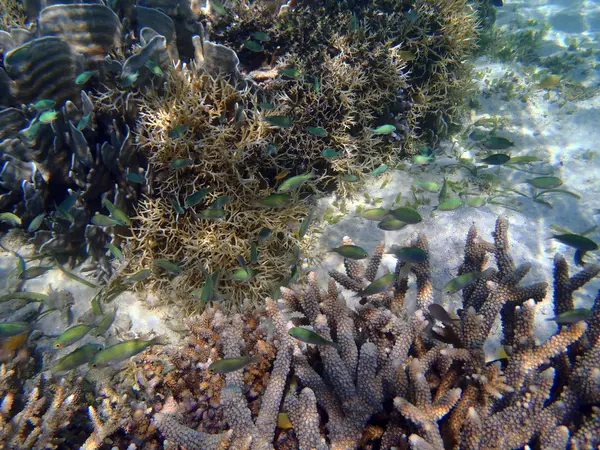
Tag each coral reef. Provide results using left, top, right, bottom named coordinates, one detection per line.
left=96, top=216, right=599, bottom=448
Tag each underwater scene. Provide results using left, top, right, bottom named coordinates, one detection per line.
left=1, top=0, right=600, bottom=447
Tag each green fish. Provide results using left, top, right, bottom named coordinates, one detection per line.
left=355, top=272, right=395, bottom=297
left=340, top=174, right=359, bottom=182
left=265, top=116, right=293, bottom=128
left=22, top=120, right=42, bottom=139
left=89, top=337, right=164, bottom=367
left=106, top=243, right=123, bottom=261
left=2, top=292, right=47, bottom=302
left=209, top=0, right=228, bottom=15
left=91, top=214, right=122, bottom=227
left=57, top=206, right=74, bottom=224
left=465, top=197, right=486, bottom=208
left=506, top=155, right=540, bottom=164
left=279, top=67, right=300, bottom=77
left=209, top=356, right=260, bottom=373
left=481, top=153, right=510, bottom=165
left=546, top=308, right=591, bottom=325
left=168, top=124, right=189, bottom=138
left=250, top=242, right=259, bottom=264
left=90, top=294, right=103, bottom=316
left=307, top=127, right=328, bottom=137
left=412, top=155, right=433, bottom=165
left=31, top=99, right=56, bottom=110
left=527, top=177, right=563, bottom=190
left=330, top=245, right=369, bottom=260
left=258, top=194, right=293, bottom=208
left=120, top=73, right=138, bottom=87
left=389, top=207, right=422, bottom=224
left=444, top=268, right=494, bottom=294
left=438, top=178, right=448, bottom=203
left=277, top=173, right=314, bottom=193
left=171, top=197, right=185, bottom=214
left=19, top=266, right=52, bottom=280
left=378, top=218, right=406, bottom=231
left=199, top=208, right=227, bottom=220
left=155, top=259, right=182, bottom=275
left=77, top=112, right=93, bottom=131
left=127, top=171, right=146, bottom=184
left=313, top=76, right=320, bottom=93
left=259, top=102, right=275, bottom=110
left=387, top=246, right=426, bottom=263
left=75, top=70, right=98, bottom=85
left=415, top=180, right=440, bottom=192
left=436, top=198, right=463, bottom=211
left=59, top=192, right=79, bottom=212
left=185, top=188, right=212, bottom=208
left=102, top=198, right=131, bottom=226
left=428, top=304, right=458, bottom=324
left=265, top=143, right=278, bottom=156
left=0, top=322, right=30, bottom=338
left=361, top=208, right=389, bottom=221
left=252, top=31, right=271, bottom=42
left=469, top=129, right=487, bottom=142
left=371, top=124, right=396, bottom=135
left=321, top=148, right=340, bottom=158
left=94, top=309, right=117, bottom=336
left=126, top=269, right=152, bottom=284
left=54, top=324, right=94, bottom=349
left=483, top=136, right=514, bottom=150
left=144, top=59, right=165, bottom=76
left=39, top=110, right=58, bottom=124
left=52, top=343, right=104, bottom=373
left=551, top=234, right=598, bottom=251
left=288, top=327, right=338, bottom=348
left=258, top=228, right=272, bottom=243
left=370, top=164, right=389, bottom=176
left=299, top=208, right=314, bottom=239
left=243, top=40, right=263, bottom=52
left=170, top=159, right=194, bottom=169
left=210, top=196, right=231, bottom=208
left=0, top=212, right=22, bottom=226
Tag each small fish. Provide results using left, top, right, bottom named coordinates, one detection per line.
left=144, top=59, right=165, bottom=76
left=265, top=116, right=293, bottom=128
left=258, top=228, right=272, bottom=243
left=279, top=67, right=300, bottom=77
left=40, top=109, right=58, bottom=124
left=551, top=234, right=598, bottom=251
left=507, top=155, right=540, bottom=164
left=266, top=143, right=278, bottom=156
left=340, top=174, right=359, bottom=182
left=387, top=246, right=426, bottom=263
left=438, top=178, right=448, bottom=203
left=209, top=0, right=227, bottom=15
left=168, top=124, right=189, bottom=138
left=389, top=207, right=422, bottom=224
left=321, top=148, right=340, bottom=158
left=307, top=127, right=328, bottom=137
left=430, top=326, right=462, bottom=346
left=209, top=356, right=260, bottom=373
left=277, top=173, right=314, bottom=193
left=90, top=337, right=164, bottom=367
left=313, top=76, right=320, bottom=93
left=361, top=207, right=389, bottom=221
left=252, top=31, right=271, bottom=42
left=277, top=412, right=293, bottom=430
left=75, top=70, right=98, bottom=85
left=527, top=177, right=562, bottom=190
left=436, top=198, right=463, bottom=211
left=0, top=322, right=30, bottom=338
left=231, top=267, right=253, bottom=282
left=170, top=159, right=194, bottom=169
left=54, top=324, right=94, bottom=348
left=126, top=268, right=152, bottom=283
left=91, top=214, right=122, bottom=227
left=19, top=266, right=52, bottom=280
left=55, top=260, right=97, bottom=288
left=536, top=74, right=560, bottom=89
left=428, top=304, right=458, bottom=324
left=119, top=73, right=138, bottom=87
left=31, top=99, right=56, bottom=110
left=546, top=308, right=591, bottom=324
left=415, top=180, right=440, bottom=192
left=288, top=327, right=338, bottom=348
left=94, top=309, right=117, bottom=336
left=258, top=193, right=293, bottom=208
left=60, top=192, right=79, bottom=212
left=171, top=197, right=185, bottom=214
left=483, top=136, right=514, bottom=150
left=211, top=196, right=231, bottom=208
left=77, top=112, right=93, bottom=131
left=275, top=170, right=290, bottom=181
left=2, top=292, right=47, bottom=302
left=155, top=259, right=182, bottom=275
left=22, top=120, right=42, bottom=139
left=259, top=102, right=275, bottom=110
left=0, top=212, right=22, bottom=226
left=481, top=154, right=511, bottom=165
left=412, top=155, right=432, bottom=165
left=185, top=188, right=212, bottom=208
left=371, top=124, right=396, bottom=135
left=102, top=198, right=131, bottom=226
left=243, top=40, right=263, bottom=52
left=299, top=208, right=314, bottom=239
left=378, top=218, right=406, bottom=231
left=127, top=171, right=146, bottom=184
left=398, top=50, right=416, bottom=61
left=464, top=197, right=485, bottom=208
left=57, top=206, right=74, bottom=224
left=370, top=164, right=389, bottom=176
left=199, top=208, right=227, bottom=220
left=330, top=245, right=369, bottom=260
left=469, top=129, right=487, bottom=142
left=91, top=295, right=103, bottom=316
left=52, top=343, right=104, bottom=373
left=355, top=272, right=395, bottom=297
left=444, top=268, right=494, bottom=294
left=251, top=242, right=259, bottom=264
